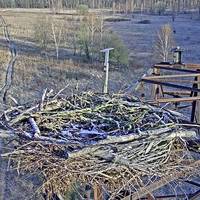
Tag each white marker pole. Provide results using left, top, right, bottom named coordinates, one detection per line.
left=100, top=48, right=114, bottom=94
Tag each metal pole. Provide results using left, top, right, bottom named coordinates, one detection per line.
left=104, top=51, right=109, bottom=94
left=100, top=48, right=114, bottom=94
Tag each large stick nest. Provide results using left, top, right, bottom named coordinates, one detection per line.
left=1, top=91, right=200, bottom=199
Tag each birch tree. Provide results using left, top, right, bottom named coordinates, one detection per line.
left=51, top=17, right=64, bottom=60
left=155, top=24, right=175, bottom=62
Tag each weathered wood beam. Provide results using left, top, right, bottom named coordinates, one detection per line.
left=156, top=97, right=200, bottom=103
left=154, top=63, right=200, bottom=70
left=141, top=79, right=200, bottom=93
left=185, top=64, right=200, bottom=69
left=143, top=73, right=200, bottom=80
left=160, top=80, right=200, bottom=83
left=154, top=64, right=198, bottom=73
left=163, top=91, right=191, bottom=96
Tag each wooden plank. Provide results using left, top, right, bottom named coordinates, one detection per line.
left=141, top=80, right=199, bottom=93
left=141, top=79, right=200, bottom=93
left=157, top=97, right=200, bottom=103
left=163, top=91, right=191, bottom=95
left=143, top=73, right=200, bottom=80
left=154, top=65, right=198, bottom=73
left=186, top=63, right=200, bottom=69
left=154, top=64, right=175, bottom=68
left=155, top=79, right=200, bottom=83
left=122, top=160, right=200, bottom=200
left=154, top=63, right=200, bottom=70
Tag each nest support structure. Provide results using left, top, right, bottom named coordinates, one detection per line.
left=1, top=91, right=200, bottom=200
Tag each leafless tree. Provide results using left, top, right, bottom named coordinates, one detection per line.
left=154, top=24, right=175, bottom=62
left=51, top=16, right=64, bottom=60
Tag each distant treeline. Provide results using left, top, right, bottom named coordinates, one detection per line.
left=0, top=0, right=199, bottom=13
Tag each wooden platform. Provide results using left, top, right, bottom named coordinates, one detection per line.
left=139, top=63, right=200, bottom=124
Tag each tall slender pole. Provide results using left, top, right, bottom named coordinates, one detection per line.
left=100, top=48, right=114, bottom=94
left=104, top=51, right=109, bottom=94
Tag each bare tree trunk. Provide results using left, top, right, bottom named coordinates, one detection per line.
left=52, top=22, right=59, bottom=60
left=177, top=0, right=181, bottom=12
left=112, top=1, right=116, bottom=14
left=99, top=14, right=104, bottom=49
left=92, top=0, right=95, bottom=9
left=172, top=0, right=176, bottom=21
left=51, top=17, right=63, bottom=60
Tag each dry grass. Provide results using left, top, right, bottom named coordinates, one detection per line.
left=0, top=48, right=136, bottom=110
left=0, top=10, right=142, bottom=111
left=0, top=10, right=137, bottom=108
left=0, top=12, right=67, bottom=41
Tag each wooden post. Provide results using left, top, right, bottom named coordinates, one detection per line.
left=196, top=75, right=200, bottom=124
left=191, top=76, right=198, bottom=122
left=93, top=184, right=103, bottom=200
left=152, top=66, right=161, bottom=101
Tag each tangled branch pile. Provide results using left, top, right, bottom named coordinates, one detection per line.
left=1, top=92, right=200, bottom=199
